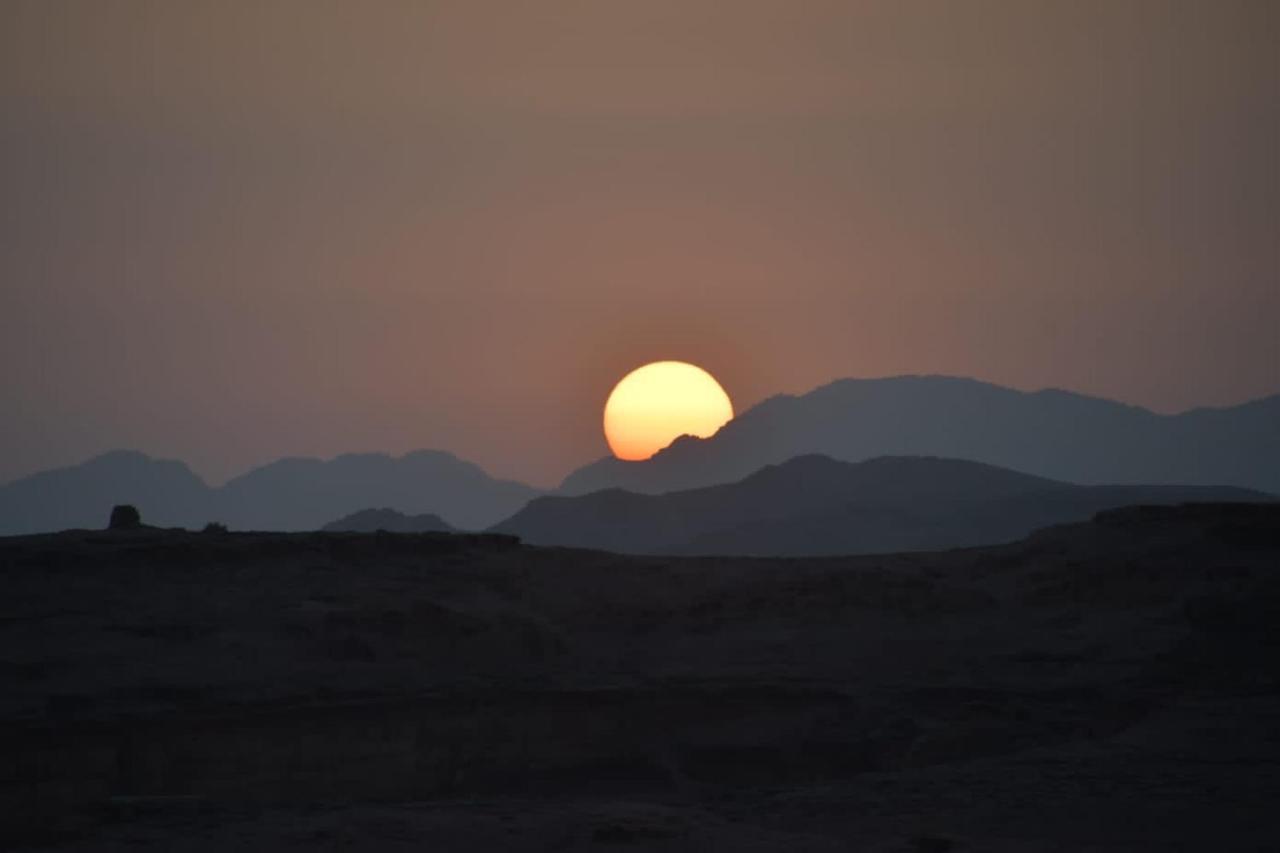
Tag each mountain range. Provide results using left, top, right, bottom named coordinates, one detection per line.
left=497, top=454, right=1270, bottom=556
left=2, top=375, right=1275, bottom=538
left=0, top=449, right=537, bottom=535
left=560, top=375, right=1280, bottom=496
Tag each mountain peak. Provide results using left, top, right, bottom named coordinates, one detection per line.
left=558, top=374, right=1278, bottom=497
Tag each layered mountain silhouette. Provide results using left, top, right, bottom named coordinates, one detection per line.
left=322, top=508, right=456, bottom=534
left=0, top=450, right=211, bottom=535
left=497, top=454, right=1270, bottom=555
left=560, top=375, right=1280, bottom=496
left=214, top=450, right=537, bottom=531
left=4, top=376, right=1276, bottom=538
left=0, top=450, right=538, bottom=535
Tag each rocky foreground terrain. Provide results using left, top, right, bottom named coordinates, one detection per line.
left=2, top=504, right=1278, bottom=850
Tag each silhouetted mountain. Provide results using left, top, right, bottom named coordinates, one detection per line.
left=559, top=376, right=1280, bottom=496
left=500, top=454, right=1270, bottom=555
left=215, top=450, right=537, bottom=531
left=0, top=451, right=210, bottom=535
left=322, top=508, right=456, bottom=534
left=0, top=450, right=541, bottom=535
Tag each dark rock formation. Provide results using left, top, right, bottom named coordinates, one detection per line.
left=106, top=504, right=141, bottom=530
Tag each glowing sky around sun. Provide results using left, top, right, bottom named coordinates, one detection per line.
left=0, top=2, right=1275, bottom=487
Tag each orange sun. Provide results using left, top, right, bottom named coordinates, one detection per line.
left=603, top=361, right=734, bottom=461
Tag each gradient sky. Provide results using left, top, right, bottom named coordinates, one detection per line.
left=2, top=1, right=1277, bottom=487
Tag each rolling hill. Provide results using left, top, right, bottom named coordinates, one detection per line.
left=321, top=507, right=456, bottom=533
left=214, top=450, right=537, bottom=531
left=499, top=454, right=1270, bottom=555
left=0, top=450, right=540, bottom=535
left=0, top=451, right=210, bottom=535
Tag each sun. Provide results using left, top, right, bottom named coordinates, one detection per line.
left=603, top=361, right=734, bottom=461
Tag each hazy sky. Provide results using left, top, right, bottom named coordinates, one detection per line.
left=2, top=1, right=1277, bottom=487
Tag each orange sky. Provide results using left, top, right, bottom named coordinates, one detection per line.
left=1, top=1, right=1277, bottom=487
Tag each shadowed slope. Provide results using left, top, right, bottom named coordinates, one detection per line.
left=503, top=454, right=1269, bottom=555
left=560, top=376, right=1280, bottom=496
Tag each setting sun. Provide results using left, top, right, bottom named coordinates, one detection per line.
left=603, top=361, right=733, bottom=461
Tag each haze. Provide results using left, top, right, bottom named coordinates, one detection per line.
left=2, top=1, right=1276, bottom=487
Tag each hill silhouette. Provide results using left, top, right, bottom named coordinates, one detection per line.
left=216, top=450, right=537, bottom=531
left=0, top=450, right=540, bottom=535
left=559, top=375, right=1280, bottom=496
left=499, top=454, right=1270, bottom=555
left=0, top=451, right=209, bottom=534
left=4, top=376, right=1276, bottom=537
left=321, top=507, right=456, bottom=533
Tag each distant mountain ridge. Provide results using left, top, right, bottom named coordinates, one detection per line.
left=321, top=508, right=456, bottom=534
left=4, top=375, right=1276, bottom=537
left=497, top=454, right=1271, bottom=556
left=0, top=451, right=210, bottom=536
left=215, top=450, right=537, bottom=531
left=560, top=376, right=1280, bottom=496
left=0, top=450, right=540, bottom=535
